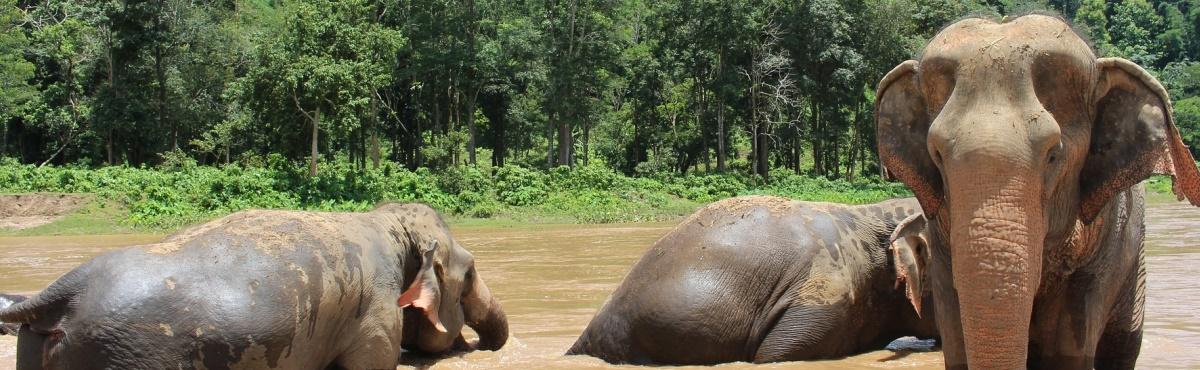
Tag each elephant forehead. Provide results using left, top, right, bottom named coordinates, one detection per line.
left=922, top=15, right=1094, bottom=70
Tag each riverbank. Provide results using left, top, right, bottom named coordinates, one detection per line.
left=3, top=159, right=1186, bottom=237
left=0, top=160, right=911, bottom=235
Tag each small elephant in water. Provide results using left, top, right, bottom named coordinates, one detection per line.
left=0, top=203, right=508, bottom=370
left=567, top=196, right=938, bottom=365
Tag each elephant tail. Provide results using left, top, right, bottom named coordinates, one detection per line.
left=0, top=264, right=90, bottom=325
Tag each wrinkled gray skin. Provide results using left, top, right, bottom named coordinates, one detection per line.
left=875, top=15, right=1200, bottom=369
left=0, top=203, right=508, bottom=370
left=567, top=196, right=939, bottom=365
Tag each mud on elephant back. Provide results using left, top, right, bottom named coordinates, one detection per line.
left=567, top=195, right=939, bottom=365
left=0, top=203, right=508, bottom=370
left=875, top=14, right=1200, bottom=370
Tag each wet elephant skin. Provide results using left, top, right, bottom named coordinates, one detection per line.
left=0, top=203, right=508, bottom=370
left=567, top=196, right=939, bottom=365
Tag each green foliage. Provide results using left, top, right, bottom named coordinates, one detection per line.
left=2, top=0, right=1198, bottom=203
left=494, top=165, right=550, bottom=206
left=1073, top=0, right=1111, bottom=51
left=1176, top=97, right=1200, bottom=158
left=0, top=0, right=35, bottom=124
left=0, top=160, right=914, bottom=228
left=1109, top=0, right=1164, bottom=67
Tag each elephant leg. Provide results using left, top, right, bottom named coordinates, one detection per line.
left=16, top=325, right=46, bottom=370
left=1093, top=326, right=1142, bottom=370
left=334, top=331, right=402, bottom=370
left=1093, top=260, right=1146, bottom=370
left=927, top=245, right=968, bottom=370
left=334, top=347, right=400, bottom=370
left=753, top=304, right=842, bottom=363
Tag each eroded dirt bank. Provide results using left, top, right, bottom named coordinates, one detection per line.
left=0, top=193, right=92, bottom=230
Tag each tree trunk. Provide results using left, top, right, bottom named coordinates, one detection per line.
left=812, top=102, right=823, bottom=176
left=716, top=97, right=726, bottom=172
left=582, top=118, right=590, bottom=166
left=793, top=132, right=801, bottom=175
left=153, top=0, right=173, bottom=151
left=309, top=106, right=320, bottom=177
left=466, top=89, right=477, bottom=166
left=107, top=130, right=115, bottom=165
left=750, top=123, right=758, bottom=175
left=157, top=47, right=171, bottom=151
left=546, top=115, right=556, bottom=168
left=370, top=97, right=380, bottom=169
left=757, top=125, right=770, bottom=182
left=449, top=84, right=459, bottom=167
left=557, top=118, right=572, bottom=168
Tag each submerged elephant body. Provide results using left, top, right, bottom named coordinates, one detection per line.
left=568, top=196, right=937, bottom=365
left=875, top=15, right=1200, bottom=369
left=0, top=203, right=507, bottom=370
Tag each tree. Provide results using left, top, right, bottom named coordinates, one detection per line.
left=539, top=0, right=621, bottom=168
left=1073, top=0, right=1111, bottom=53
left=24, top=1, right=105, bottom=166
left=0, top=0, right=36, bottom=156
left=238, top=0, right=402, bottom=176
left=1176, top=97, right=1200, bottom=158
left=1109, top=0, right=1163, bottom=67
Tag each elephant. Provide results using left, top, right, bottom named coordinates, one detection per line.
left=0, top=203, right=508, bottom=370
left=566, top=195, right=939, bottom=365
left=874, top=14, right=1200, bottom=369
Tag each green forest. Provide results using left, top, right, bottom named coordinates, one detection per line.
left=1, top=0, right=1199, bottom=228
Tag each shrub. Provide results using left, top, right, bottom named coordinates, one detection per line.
left=0, top=159, right=930, bottom=228
left=494, top=165, right=549, bottom=206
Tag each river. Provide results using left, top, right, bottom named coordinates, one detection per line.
left=1, top=201, right=1197, bottom=369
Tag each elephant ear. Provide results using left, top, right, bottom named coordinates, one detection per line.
left=876, top=60, right=944, bottom=215
left=1080, top=58, right=1200, bottom=222
left=890, top=213, right=928, bottom=317
left=398, top=239, right=447, bottom=332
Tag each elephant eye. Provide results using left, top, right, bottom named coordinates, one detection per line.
left=1046, top=141, right=1064, bottom=164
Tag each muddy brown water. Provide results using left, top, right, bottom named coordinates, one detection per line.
left=1, top=202, right=1197, bottom=369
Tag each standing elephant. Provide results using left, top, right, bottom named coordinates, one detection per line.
left=875, top=15, right=1200, bottom=369
left=0, top=203, right=508, bottom=369
left=566, top=196, right=939, bottom=365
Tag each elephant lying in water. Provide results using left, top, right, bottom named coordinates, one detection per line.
left=567, top=196, right=938, bottom=365
left=0, top=203, right=508, bottom=370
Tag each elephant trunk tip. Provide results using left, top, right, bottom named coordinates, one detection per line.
left=471, top=298, right=509, bottom=351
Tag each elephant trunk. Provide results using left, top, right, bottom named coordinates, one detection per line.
left=463, top=269, right=508, bottom=351
left=946, top=170, right=1044, bottom=369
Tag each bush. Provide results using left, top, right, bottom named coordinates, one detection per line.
left=494, top=165, right=549, bottom=206
left=0, top=159, right=922, bottom=228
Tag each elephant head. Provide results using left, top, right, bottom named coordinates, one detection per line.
left=398, top=236, right=509, bottom=354
left=875, top=15, right=1200, bottom=368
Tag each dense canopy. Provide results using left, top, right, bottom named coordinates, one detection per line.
left=1, top=0, right=1198, bottom=180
